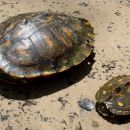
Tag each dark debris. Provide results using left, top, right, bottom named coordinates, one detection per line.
left=73, top=11, right=81, bottom=15
left=92, top=120, right=99, bottom=128
left=1, top=114, right=10, bottom=121
left=22, top=100, right=37, bottom=107
left=75, top=122, right=82, bottom=130
left=78, top=2, right=88, bottom=7
left=58, top=97, right=68, bottom=109
left=115, top=12, right=121, bottom=16
left=68, top=112, right=78, bottom=123
left=102, top=61, right=116, bottom=73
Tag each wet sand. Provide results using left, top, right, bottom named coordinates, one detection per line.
left=0, top=0, right=130, bottom=130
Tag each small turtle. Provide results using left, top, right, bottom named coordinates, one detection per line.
left=96, top=75, right=130, bottom=115
left=0, top=12, right=94, bottom=83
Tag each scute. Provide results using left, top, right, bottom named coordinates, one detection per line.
left=12, top=19, right=38, bottom=41
left=0, top=12, right=94, bottom=82
left=96, top=75, right=130, bottom=115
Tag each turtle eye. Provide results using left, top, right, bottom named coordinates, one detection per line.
left=114, top=87, right=122, bottom=94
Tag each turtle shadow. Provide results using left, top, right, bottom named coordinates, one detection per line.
left=96, top=102, right=130, bottom=125
left=0, top=52, right=95, bottom=100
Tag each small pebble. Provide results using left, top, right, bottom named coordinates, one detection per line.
left=78, top=98, right=95, bottom=111
left=115, top=12, right=121, bottom=16
left=25, top=128, right=33, bottom=130
left=1, top=114, right=9, bottom=121
left=92, top=120, right=99, bottom=128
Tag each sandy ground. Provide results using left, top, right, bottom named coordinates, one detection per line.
left=0, top=0, right=130, bottom=130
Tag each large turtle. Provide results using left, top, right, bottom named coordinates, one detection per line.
left=0, top=12, right=94, bottom=83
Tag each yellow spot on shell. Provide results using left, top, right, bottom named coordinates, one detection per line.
left=115, top=92, right=123, bottom=97
left=108, top=83, right=113, bottom=86
left=62, top=28, right=72, bottom=37
left=118, top=78, right=123, bottom=82
left=127, top=86, right=130, bottom=92
left=103, top=91, right=106, bottom=94
left=117, top=102, right=124, bottom=107
left=83, top=51, right=90, bottom=56
left=87, top=33, right=95, bottom=39
left=44, top=35, right=54, bottom=47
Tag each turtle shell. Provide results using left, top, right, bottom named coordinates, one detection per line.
left=95, top=75, right=130, bottom=115
left=0, top=12, right=94, bottom=82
